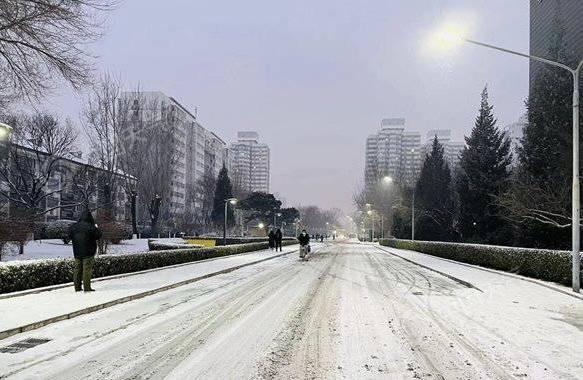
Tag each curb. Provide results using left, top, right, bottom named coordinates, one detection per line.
left=373, top=245, right=482, bottom=291
left=0, top=248, right=300, bottom=341
left=376, top=244, right=583, bottom=301
left=0, top=243, right=299, bottom=300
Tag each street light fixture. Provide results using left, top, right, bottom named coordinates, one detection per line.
left=0, top=123, right=13, bottom=161
left=223, top=198, right=237, bottom=245
left=429, top=22, right=583, bottom=293
left=0, top=123, right=12, bottom=141
left=273, top=212, right=282, bottom=229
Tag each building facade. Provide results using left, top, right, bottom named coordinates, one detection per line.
left=423, top=129, right=465, bottom=170
left=120, top=91, right=229, bottom=217
left=530, top=0, right=583, bottom=89
left=365, top=118, right=422, bottom=188
left=229, top=131, right=270, bottom=193
left=0, top=145, right=133, bottom=222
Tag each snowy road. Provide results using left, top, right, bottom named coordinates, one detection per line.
left=1, top=242, right=582, bottom=379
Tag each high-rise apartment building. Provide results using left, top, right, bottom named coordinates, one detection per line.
left=229, top=131, right=270, bottom=193
left=365, top=118, right=421, bottom=188
left=120, top=91, right=229, bottom=216
left=530, top=0, right=583, bottom=90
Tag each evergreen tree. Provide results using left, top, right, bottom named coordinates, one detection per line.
left=415, top=137, right=455, bottom=241
left=456, top=86, right=512, bottom=244
left=211, top=166, right=235, bottom=227
left=502, top=20, right=579, bottom=248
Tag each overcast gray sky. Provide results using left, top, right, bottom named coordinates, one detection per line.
left=44, top=0, right=530, bottom=213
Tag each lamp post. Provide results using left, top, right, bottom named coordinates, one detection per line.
left=223, top=198, right=237, bottom=245
left=367, top=209, right=375, bottom=242
left=431, top=26, right=583, bottom=292
left=273, top=212, right=282, bottom=229
left=411, top=188, right=415, bottom=241
left=382, top=176, right=393, bottom=239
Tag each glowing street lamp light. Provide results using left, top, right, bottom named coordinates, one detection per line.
left=258, top=222, right=265, bottom=229
left=427, top=21, right=583, bottom=293
left=223, top=198, right=237, bottom=245
left=382, top=176, right=393, bottom=184
left=0, top=123, right=12, bottom=141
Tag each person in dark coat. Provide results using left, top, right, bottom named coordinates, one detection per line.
left=268, top=230, right=276, bottom=250
left=274, top=228, right=283, bottom=252
left=298, top=230, right=310, bottom=246
left=69, top=210, right=102, bottom=292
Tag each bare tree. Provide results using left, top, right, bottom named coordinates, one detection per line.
left=0, top=0, right=117, bottom=105
left=81, top=73, right=131, bottom=220
left=497, top=174, right=575, bottom=229
left=117, top=91, right=176, bottom=237
left=0, top=112, right=79, bottom=217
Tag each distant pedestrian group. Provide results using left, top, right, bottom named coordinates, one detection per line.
left=268, top=228, right=283, bottom=251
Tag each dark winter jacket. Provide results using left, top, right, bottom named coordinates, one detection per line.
left=268, top=231, right=275, bottom=247
left=69, top=211, right=102, bottom=259
left=298, top=233, right=310, bottom=246
left=275, top=229, right=283, bottom=242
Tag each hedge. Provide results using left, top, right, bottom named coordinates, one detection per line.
left=379, top=238, right=582, bottom=286
left=147, top=240, right=204, bottom=251
left=183, top=236, right=297, bottom=246
left=0, top=239, right=298, bottom=294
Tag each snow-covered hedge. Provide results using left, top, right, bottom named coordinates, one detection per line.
left=379, top=238, right=581, bottom=286
left=0, top=240, right=298, bottom=294
left=182, top=236, right=297, bottom=246
left=147, top=240, right=204, bottom=251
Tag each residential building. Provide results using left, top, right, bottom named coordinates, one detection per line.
left=364, top=118, right=422, bottom=188
left=423, top=129, right=465, bottom=170
left=0, top=145, right=133, bottom=222
left=229, top=131, right=270, bottom=193
left=120, top=91, right=229, bottom=217
left=530, top=0, right=583, bottom=91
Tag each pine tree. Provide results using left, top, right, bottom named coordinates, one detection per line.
left=211, top=166, right=234, bottom=227
left=456, top=86, right=512, bottom=244
left=505, top=20, right=579, bottom=248
left=415, top=137, right=455, bottom=241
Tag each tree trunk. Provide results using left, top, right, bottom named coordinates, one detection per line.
left=130, top=192, right=138, bottom=236
left=150, top=196, right=162, bottom=237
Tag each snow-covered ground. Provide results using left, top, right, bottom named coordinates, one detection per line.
left=1, top=241, right=582, bottom=379
left=0, top=238, right=187, bottom=262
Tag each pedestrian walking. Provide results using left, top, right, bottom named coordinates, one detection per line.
left=69, top=210, right=102, bottom=292
left=268, top=229, right=276, bottom=250
left=275, top=228, right=283, bottom=251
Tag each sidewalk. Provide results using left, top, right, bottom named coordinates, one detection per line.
left=376, top=244, right=583, bottom=301
left=0, top=245, right=300, bottom=340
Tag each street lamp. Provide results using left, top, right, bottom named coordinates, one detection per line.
left=273, top=212, right=282, bottom=229
left=0, top=123, right=13, bottom=161
left=366, top=209, right=375, bottom=242
left=429, top=22, right=583, bottom=293
left=223, top=198, right=237, bottom=245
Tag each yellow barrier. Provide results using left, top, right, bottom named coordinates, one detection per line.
left=184, top=238, right=216, bottom=247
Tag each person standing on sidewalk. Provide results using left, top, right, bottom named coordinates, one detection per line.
left=275, top=228, right=283, bottom=252
left=268, top=229, right=276, bottom=250
left=69, top=210, right=102, bottom=292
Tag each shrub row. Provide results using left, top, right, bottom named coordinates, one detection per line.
left=0, top=239, right=298, bottom=294
left=183, top=236, right=297, bottom=246
left=147, top=240, right=204, bottom=251
left=379, top=238, right=581, bottom=286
